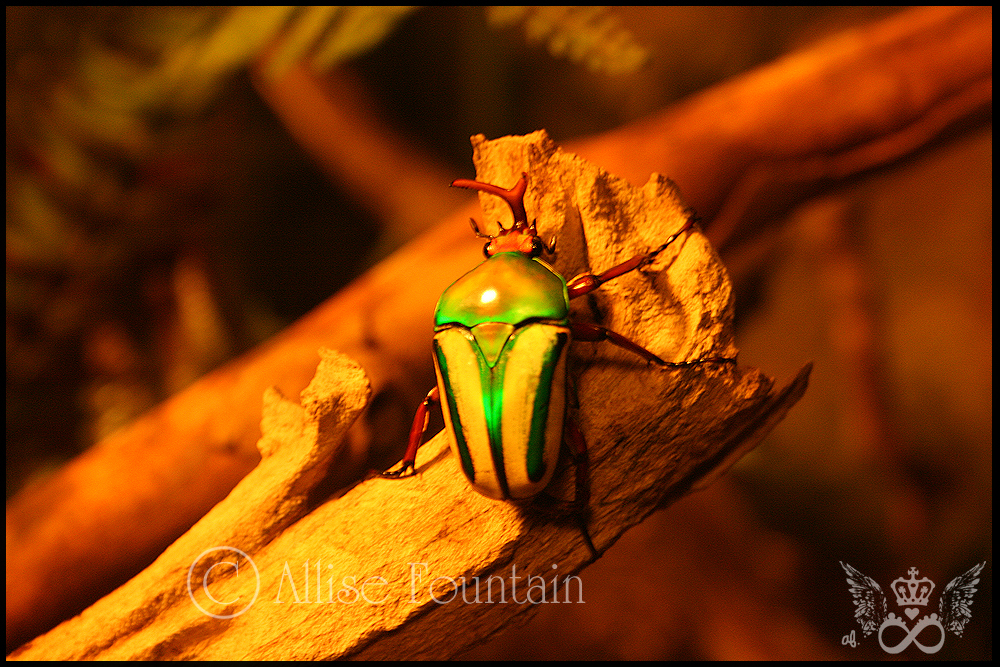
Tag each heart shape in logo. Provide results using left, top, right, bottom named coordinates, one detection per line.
left=904, top=607, right=920, bottom=620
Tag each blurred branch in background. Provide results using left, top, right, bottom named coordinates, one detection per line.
left=6, top=7, right=420, bottom=485
left=6, top=5, right=652, bottom=496
left=6, top=6, right=991, bottom=659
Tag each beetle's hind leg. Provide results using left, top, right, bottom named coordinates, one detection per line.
left=563, top=416, right=599, bottom=561
left=526, top=414, right=599, bottom=561
left=380, top=385, right=440, bottom=479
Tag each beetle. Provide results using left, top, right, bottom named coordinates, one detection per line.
left=382, top=173, right=733, bottom=556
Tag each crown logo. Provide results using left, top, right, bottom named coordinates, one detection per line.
left=891, top=567, right=935, bottom=607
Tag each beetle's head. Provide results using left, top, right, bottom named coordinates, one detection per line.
left=452, top=173, right=551, bottom=259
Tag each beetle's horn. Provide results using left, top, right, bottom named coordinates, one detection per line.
left=451, top=174, right=528, bottom=228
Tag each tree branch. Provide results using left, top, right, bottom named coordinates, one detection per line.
left=11, top=133, right=810, bottom=659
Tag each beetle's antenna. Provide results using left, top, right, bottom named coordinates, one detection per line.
left=451, top=174, right=529, bottom=229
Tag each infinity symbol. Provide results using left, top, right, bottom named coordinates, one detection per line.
left=878, top=613, right=945, bottom=654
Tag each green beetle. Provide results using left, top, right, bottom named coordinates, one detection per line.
left=434, top=234, right=571, bottom=501
left=384, top=174, right=731, bottom=553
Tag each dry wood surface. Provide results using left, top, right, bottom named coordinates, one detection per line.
left=6, top=6, right=990, bottom=658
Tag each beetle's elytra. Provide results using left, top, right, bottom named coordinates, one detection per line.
left=383, top=173, right=735, bottom=558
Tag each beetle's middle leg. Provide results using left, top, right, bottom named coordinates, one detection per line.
left=570, top=322, right=735, bottom=368
left=381, top=385, right=440, bottom=479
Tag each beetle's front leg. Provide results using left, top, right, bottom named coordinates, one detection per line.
left=381, top=385, right=440, bottom=479
left=566, top=217, right=696, bottom=299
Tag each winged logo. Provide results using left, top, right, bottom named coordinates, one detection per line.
left=840, top=561, right=986, bottom=653
left=938, top=561, right=985, bottom=637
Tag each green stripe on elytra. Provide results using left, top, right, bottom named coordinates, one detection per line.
left=434, top=331, right=511, bottom=497
left=483, top=341, right=509, bottom=499
left=433, top=340, right=476, bottom=484
left=526, top=331, right=568, bottom=482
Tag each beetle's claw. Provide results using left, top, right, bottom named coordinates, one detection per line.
left=654, top=355, right=738, bottom=370
left=379, top=461, right=417, bottom=479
